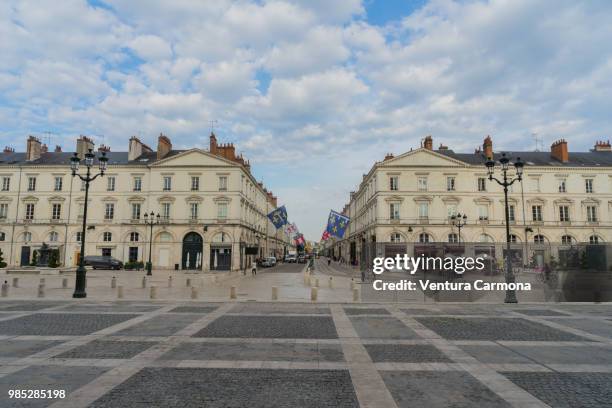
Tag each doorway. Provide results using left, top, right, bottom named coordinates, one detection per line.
left=20, top=246, right=30, bottom=266
left=182, top=232, right=203, bottom=270
left=210, top=246, right=231, bottom=270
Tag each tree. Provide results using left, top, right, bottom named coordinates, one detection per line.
left=48, top=249, right=60, bottom=268
left=30, top=250, right=38, bottom=267
left=0, top=248, right=6, bottom=268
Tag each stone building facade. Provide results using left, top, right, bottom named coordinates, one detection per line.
left=0, top=133, right=293, bottom=271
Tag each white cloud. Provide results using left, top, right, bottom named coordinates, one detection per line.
left=128, top=35, right=173, bottom=60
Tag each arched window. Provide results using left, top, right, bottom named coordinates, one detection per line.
left=509, top=234, right=518, bottom=243
left=49, top=231, right=59, bottom=242
left=419, top=233, right=430, bottom=243
left=159, top=232, right=172, bottom=242
left=0, top=231, right=5, bottom=241
left=561, top=235, right=574, bottom=245
left=589, top=235, right=600, bottom=244
left=212, top=232, right=230, bottom=243
left=478, top=234, right=494, bottom=243
left=448, top=233, right=458, bottom=243
left=390, top=233, right=403, bottom=243
left=103, top=232, right=112, bottom=242
left=130, top=232, right=139, bottom=242
left=534, top=234, right=545, bottom=244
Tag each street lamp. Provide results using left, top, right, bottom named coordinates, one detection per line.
left=144, top=211, right=160, bottom=276
left=70, top=149, right=108, bottom=298
left=450, top=213, right=467, bottom=242
left=485, top=153, right=524, bottom=303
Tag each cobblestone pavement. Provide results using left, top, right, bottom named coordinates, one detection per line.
left=0, top=300, right=610, bottom=407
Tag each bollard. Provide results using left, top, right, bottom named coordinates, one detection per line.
left=353, top=288, right=359, bottom=302
left=168, top=276, right=173, bottom=288
left=62, top=278, right=68, bottom=288
left=111, top=276, right=117, bottom=289
left=230, top=286, right=237, bottom=300
left=272, top=286, right=278, bottom=300
left=1, top=281, right=9, bottom=297
left=303, top=272, right=309, bottom=285
left=329, top=276, right=333, bottom=289
left=117, top=285, right=124, bottom=299
left=37, top=284, right=45, bottom=298
left=191, top=286, right=198, bottom=299
left=150, top=286, right=157, bottom=299
left=311, top=286, right=318, bottom=302
left=12, top=277, right=18, bottom=288
left=350, top=278, right=355, bottom=291
left=186, top=278, right=191, bottom=287
left=141, top=276, right=146, bottom=289
left=39, top=278, right=45, bottom=285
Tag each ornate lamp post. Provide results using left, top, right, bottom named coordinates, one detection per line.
left=485, top=153, right=524, bottom=303
left=144, top=211, right=160, bottom=276
left=70, top=149, right=108, bottom=298
left=450, top=213, right=467, bottom=242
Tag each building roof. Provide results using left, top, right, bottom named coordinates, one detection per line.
left=436, top=149, right=612, bottom=167
left=0, top=150, right=187, bottom=166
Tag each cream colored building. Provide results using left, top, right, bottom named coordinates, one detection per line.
left=0, top=133, right=293, bottom=271
left=324, top=136, right=612, bottom=266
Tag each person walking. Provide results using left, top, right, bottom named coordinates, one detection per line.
left=251, top=259, right=257, bottom=276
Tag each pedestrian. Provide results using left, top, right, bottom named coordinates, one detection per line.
left=328, top=258, right=331, bottom=266
left=251, top=260, right=257, bottom=276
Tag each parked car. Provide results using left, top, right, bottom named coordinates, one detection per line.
left=284, top=254, right=297, bottom=263
left=297, top=255, right=306, bottom=263
left=261, top=257, right=277, bottom=267
left=84, top=255, right=123, bottom=270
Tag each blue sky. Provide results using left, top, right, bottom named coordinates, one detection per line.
left=2, top=0, right=612, bottom=239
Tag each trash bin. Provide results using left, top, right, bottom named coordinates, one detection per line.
left=174, top=263, right=179, bottom=271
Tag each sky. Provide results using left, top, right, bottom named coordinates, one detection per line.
left=1, top=0, right=612, bottom=240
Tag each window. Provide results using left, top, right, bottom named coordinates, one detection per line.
left=51, top=203, right=61, bottom=220
left=218, top=202, right=228, bottom=219
left=78, top=204, right=84, bottom=219
left=390, top=233, right=402, bottom=243
left=558, top=179, right=566, bottom=193
left=447, top=204, right=457, bottom=218
left=448, top=233, right=458, bottom=243
left=190, top=203, right=199, bottom=220
left=419, top=233, right=430, bottom=243
left=54, top=177, right=63, bottom=191
left=49, top=231, right=58, bottom=242
left=417, top=177, right=427, bottom=191
left=587, top=205, right=597, bottom=222
left=219, top=176, right=228, bottom=191
left=585, top=179, right=593, bottom=193
left=104, top=203, right=114, bottom=220
left=0, top=231, right=5, bottom=241
left=76, top=232, right=82, bottom=242
left=1, top=177, right=9, bottom=191
left=133, top=177, right=142, bottom=192
left=479, top=234, right=494, bottom=243
left=191, top=176, right=200, bottom=191
left=389, top=176, right=398, bottom=191
left=23, top=231, right=32, bottom=242
left=531, top=178, right=540, bottom=192
left=418, top=203, right=428, bottom=218
left=0, top=203, right=8, bottom=219
left=130, top=232, right=139, bottom=242
left=128, top=247, right=138, bottom=262
left=102, top=248, right=112, bottom=257
left=477, top=177, right=486, bottom=192
left=559, top=205, right=570, bottom=222
left=131, top=203, right=141, bottom=220
left=508, top=205, right=516, bottom=222
left=532, top=205, right=542, bottom=222
left=446, top=177, right=455, bottom=191
left=28, top=177, right=36, bottom=191
left=162, top=203, right=171, bottom=220
left=107, top=177, right=115, bottom=192
left=478, top=205, right=489, bottom=220
left=389, top=203, right=400, bottom=220
left=163, top=176, right=172, bottom=191
left=25, top=203, right=35, bottom=220
left=103, top=232, right=112, bottom=242
left=509, top=234, right=518, bottom=243
left=589, top=235, right=600, bottom=244
left=561, top=235, right=573, bottom=245
left=534, top=234, right=545, bottom=244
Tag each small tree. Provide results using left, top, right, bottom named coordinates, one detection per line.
left=0, top=248, right=6, bottom=268
left=30, top=250, right=38, bottom=267
left=48, top=249, right=60, bottom=268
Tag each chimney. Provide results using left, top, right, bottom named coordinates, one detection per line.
left=438, top=143, right=448, bottom=150
left=209, top=132, right=218, bottom=155
left=41, top=144, right=48, bottom=153
left=54, top=145, right=62, bottom=152
left=551, top=139, right=569, bottom=163
left=423, top=135, right=433, bottom=150
left=593, top=140, right=611, bottom=152
left=3, top=146, right=15, bottom=153
left=76, top=135, right=95, bottom=160
left=483, top=135, right=493, bottom=159
left=128, top=136, right=151, bottom=161
left=384, top=153, right=394, bottom=161
left=26, top=136, right=42, bottom=161
left=157, top=133, right=172, bottom=160
left=98, top=144, right=111, bottom=153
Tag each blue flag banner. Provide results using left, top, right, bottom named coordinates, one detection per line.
left=326, top=210, right=350, bottom=238
left=267, top=205, right=288, bottom=229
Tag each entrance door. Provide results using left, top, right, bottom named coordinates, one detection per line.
left=210, top=247, right=231, bottom=270
left=159, top=248, right=170, bottom=268
left=20, top=246, right=30, bottom=266
left=128, top=247, right=138, bottom=262
left=182, top=232, right=203, bottom=270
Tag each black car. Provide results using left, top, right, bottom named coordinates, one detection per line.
left=84, top=255, right=123, bottom=270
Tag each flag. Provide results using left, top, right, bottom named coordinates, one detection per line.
left=267, top=205, right=288, bottom=229
left=295, top=234, right=305, bottom=246
left=321, top=230, right=330, bottom=241
left=326, top=210, right=350, bottom=238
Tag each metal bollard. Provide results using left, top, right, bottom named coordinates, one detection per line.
left=1, top=281, right=9, bottom=297
left=141, top=276, right=146, bottom=288
left=111, top=276, right=117, bottom=289
left=150, top=286, right=157, bottom=299
left=191, top=286, right=198, bottom=299
left=12, top=277, right=18, bottom=288
left=62, top=278, right=68, bottom=288
left=168, top=276, right=173, bottom=288
left=186, top=278, right=191, bottom=287
left=230, top=286, right=236, bottom=300
left=353, top=288, right=359, bottom=302
left=329, top=276, right=333, bottom=289
left=311, top=287, right=318, bottom=302
left=272, top=286, right=278, bottom=300
left=37, top=284, right=45, bottom=298
left=117, top=285, right=124, bottom=299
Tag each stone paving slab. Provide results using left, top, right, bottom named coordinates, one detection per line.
left=88, top=368, right=359, bottom=408
left=543, top=317, right=612, bottom=339
left=504, top=344, right=612, bottom=365
left=60, top=303, right=162, bottom=313
left=0, top=313, right=140, bottom=336
left=514, top=309, right=572, bottom=316
left=457, top=344, right=535, bottom=364
left=0, top=302, right=67, bottom=311
left=343, top=307, right=391, bottom=315
left=364, top=344, right=453, bottom=363
left=54, top=340, right=157, bottom=360
left=114, top=314, right=201, bottom=336
left=166, top=306, right=219, bottom=313
left=0, top=340, right=64, bottom=358
left=349, top=316, right=420, bottom=339
left=194, top=315, right=339, bottom=339
left=227, top=303, right=331, bottom=315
